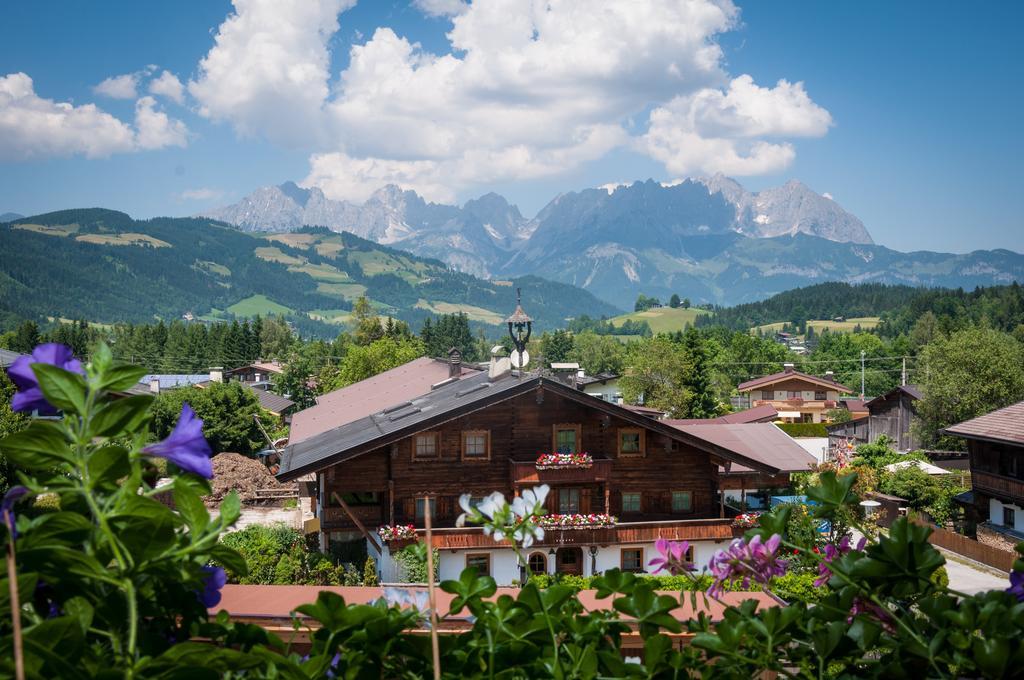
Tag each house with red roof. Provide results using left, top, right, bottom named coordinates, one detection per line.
left=737, top=364, right=853, bottom=424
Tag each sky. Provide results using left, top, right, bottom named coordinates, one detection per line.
left=0, top=0, right=1021, bottom=254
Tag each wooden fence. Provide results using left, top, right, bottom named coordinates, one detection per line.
left=920, top=523, right=1015, bottom=573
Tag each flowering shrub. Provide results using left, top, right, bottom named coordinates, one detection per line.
left=731, top=511, right=761, bottom=528
left=5, top=343, right=1024, bottom=677
left=537, top=513, right=616, bottom=529
left=377, top=524, right=417, bottom=541
left=534, top=452, right=593, bottom=469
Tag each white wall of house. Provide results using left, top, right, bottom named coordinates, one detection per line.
left=583, top=380, right=623, bottom=404
left=988, top=497, right=1024, bottom=534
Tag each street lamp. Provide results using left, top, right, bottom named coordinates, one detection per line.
left=505, top=288, right=532, bottom=372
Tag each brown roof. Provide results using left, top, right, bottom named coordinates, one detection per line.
left=665, top=422, right=817, bottom=474
left=289, top=357, right=479, bottom=443
left=621, top=404, right=667, bottom=418
left=212, top=584, right=775, bottom=625
left=737, top=368, right=852, bottom=393
left=670, top=404, right=778, bottom=425
left=840, top=399, right=869, bottom=413
left=943, top=400, right=1024, bottom=446
left=864, top=384, right=922, bottom=409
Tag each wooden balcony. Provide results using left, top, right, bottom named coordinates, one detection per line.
left=972, top=470, right=1024, bottom=501
left=321, top=505, right=383, bottom=529
left=510, top=457, right=614, bottom=485
left=420, top=518, right=734, bottom=550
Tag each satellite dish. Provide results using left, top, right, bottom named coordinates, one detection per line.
left=509, top=349, right=530, bottom=368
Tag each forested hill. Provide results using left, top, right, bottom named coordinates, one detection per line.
left=0, top=208, right=620, bottom=336
left=696, top=281, right=1024, bottom=336
left=695, top=282, right=924, bottom=330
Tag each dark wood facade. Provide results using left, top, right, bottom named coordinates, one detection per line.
left=320, top=387, right=720, bottom=536
left=867, top=389, right=920, bottom=451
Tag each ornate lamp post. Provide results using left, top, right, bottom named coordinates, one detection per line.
left=505, top=288, right=533, bottom=373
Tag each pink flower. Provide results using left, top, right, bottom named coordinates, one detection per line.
left=707, top=534, right=787, bottom=598
left=648, top=538, right=695, bottom=575
left=814, top=535, right=866, bottom=587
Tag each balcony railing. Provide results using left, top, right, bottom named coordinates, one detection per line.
left=972, top=470, right=1024, bottom=500
left=413, top=517, right=734, bottom=550
left=510, top=456, right=614, bottom=485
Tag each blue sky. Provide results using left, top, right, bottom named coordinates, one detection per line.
left=0, top=1, right=1021, bottom=254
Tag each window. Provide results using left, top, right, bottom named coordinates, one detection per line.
left=462, top=430, right=490, bottom=459
left=1004, top=506, right=1017, bottom=529
left=414, top=432, right=439, bottom=459
left=618, top=428, right=645, bottom=457
left=671, top=491, right=692, bottom=513
left=558, top=488, right=580, bottom=513
left=787, top=390, right=801, bottom=399
left=528, top=552, right=548, bottom=575
left=338, top=491, right=379, bottom=507
left=621, top=492, right=641, bottom=513
left=466, top=553, right=491, bottom=577
left=620, top=548, right=644, bottom=573
left=552, top=424, right=581, bottom=453
left=415, top=498, right=436, bottom=523
left=814, top=391, right=827, bottom=400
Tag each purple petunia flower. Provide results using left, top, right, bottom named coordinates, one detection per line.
left=197, top=565, right=227, bottom=608
left=1008, top=571, right=1024, bottom=602
left=707, top=534, right=787, bottom=598
left=143, top=404, right=213, bottom=478
left=2, top=485, right=29, bottom=538
left=649, top=538, right=695, bottom=575
left=8, top=343, right=84, bottom=415
left=815, top=535, right=866, bottom=587
left=326, top=652, right=342, bottom=679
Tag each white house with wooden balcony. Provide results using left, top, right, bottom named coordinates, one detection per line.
left=737, top=364, right=853, bottom=424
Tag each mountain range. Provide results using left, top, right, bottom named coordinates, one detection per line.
left=204, top=177, right=1022, bottom=308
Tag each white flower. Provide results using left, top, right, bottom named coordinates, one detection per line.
left=493, top=529, right=505, bottom=542
left=458, top=493, right=473, bottom=514
left=524, top=484, right=550, bottom=509
left=510, top=496, right=528, bottom=518
left=477, top=492, right=505, bottom=519
left=533, top=526, right=545, bottom=542
left=456, top=512, right=467, bottom=528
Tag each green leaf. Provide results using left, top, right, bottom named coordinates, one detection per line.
left=174, top=477, right=210, bottom=534
left=86, top=445, right=131, bottom=487
left=88, top=395, right=153, bottom=437
left=441, top=567, right=498, bottom=614
left=31, top=363, right=88, bottom=416
left=0, top=421, right=73, bottom=470
left=62, top=596, right=95, bottom=633
left=806, top=470, right=858, bottom=518
left=210, top=543, right=249, bottom=576
left=96, top=363, right=149, bottom=393
left=217, top=492, right=241, bottom=528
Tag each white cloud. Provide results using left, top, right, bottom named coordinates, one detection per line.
left=178, top=187, right=225, bottom=201
left=189, top=0, right=355, bottom=145
left=640, top=75, right=833, bottom=176
left=93, top=72, right=140, bottom=99
left=149, top=70, right=185, bottom=104
left=0, top=73, right=188, bottom=160
left=190, top=0, right=832, bottom=201
left=413, top=0, right=468, bottom=18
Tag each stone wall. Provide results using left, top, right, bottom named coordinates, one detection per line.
left=977, top=522, right=1022, bottom=553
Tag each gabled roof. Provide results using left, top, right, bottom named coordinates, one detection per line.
left=138, top=374, right=209, bottom=390
left=577, top=372, right=620, bottom=387
left=737, top=368, right=852, bottom=393
left=226, top=361, right=286, bottom=376
left=289, top=357, right=479, bottom=444
left=669, top=404, right=778, bottom=426
left=665, top=423, right=816, bottom=474
left=840, top=399, right=869, bottom=413
left=250, top=388, right=295, bottom=415
left=278, top=372, right=781, bottom=482
left=943, top=400, right=1024, bottom=446
left=864, top=384, right=922, bottom=409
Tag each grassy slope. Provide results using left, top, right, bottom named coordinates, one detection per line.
left=752, top=317, right=881, bottom=335
left=609, top=306, right=711, bottom=334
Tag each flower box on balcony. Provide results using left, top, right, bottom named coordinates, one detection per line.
left=535, top=452, right=593, bottom=470
left=377, top=524, right=417, bottom=543
left=731, top=512, right=761, bottom=530
left=538, top=513, right=617, bottom=529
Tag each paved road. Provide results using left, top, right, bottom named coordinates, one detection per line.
left=938, top=549, right=1008, bottom=595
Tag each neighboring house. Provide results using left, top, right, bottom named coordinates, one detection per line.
left=670, top=404, right=779, bottom=426
left=863, top=385, right=922, bottom=452
left=825, top=384, right=923, bottom=456
left=577, top=372, right=623, bottom=404
left=737, top=364, right=853, bottom=424
left=224, top=361, right=286, bottom=388
left=277, top=361, right=796, bottom=585
left=0, top=348, right=25, bottom=371
left=944, top=400, right=1024, bottom=550
left=137, top=374, right=209, bottom=393
left=194, top=377, right=296, bottom=419
left=839, top=398, right=869, bottom=420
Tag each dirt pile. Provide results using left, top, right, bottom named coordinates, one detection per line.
left=205, top=452, right=295, bottom=505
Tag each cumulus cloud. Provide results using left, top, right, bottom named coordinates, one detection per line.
left=149, top=70, right=185, bottom=104
left=0, top=73, right=188, bottom=160
left=93, top=72, right=141, bottom=99
left=190, top=0, right=832, bottom=201
left=413, top=0, right=468, bottom=18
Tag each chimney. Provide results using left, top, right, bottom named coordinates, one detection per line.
left=209, top=367, right=224, bottom=384
left=783, top=362, right=795, bottom=372
left=149, top=379, right=161, bottom=394
left=549, top=362, right=581, bottom=388
left=488, top=345, right=511, bottom=380
left=447, top=347, right=463, bottom=379
left=824, top=370, right=835, bottom=382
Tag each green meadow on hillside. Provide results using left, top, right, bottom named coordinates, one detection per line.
left=752, top=316, right=881, bottom=336
left=608, top=306, right=711, bottom=334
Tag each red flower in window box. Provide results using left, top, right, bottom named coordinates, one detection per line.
left=537, top=513, right=616, bottom=529
left=377, top=524, right=417, bottom=541
left=535, top=452, right=593, bottom=470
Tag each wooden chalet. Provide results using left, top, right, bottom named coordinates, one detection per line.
left=278, top=357, right=805, bottom=584
left=737, top=364, right=852, bottom=424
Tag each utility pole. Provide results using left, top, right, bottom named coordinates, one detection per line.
left=860, top=350, right=866, bottom=398
left=901, top=356, right=907, bottom=386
